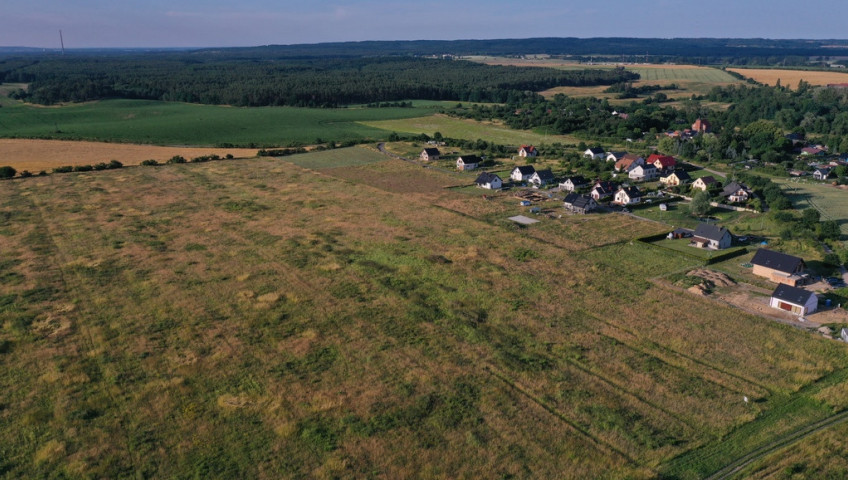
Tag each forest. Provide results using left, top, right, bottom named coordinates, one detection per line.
left=0, top=56, right=637, bottom=107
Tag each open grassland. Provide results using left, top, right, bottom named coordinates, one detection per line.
left=728, top=68, right=848, bottom=87
left=0, top=97, right=429, bottom=146
left=742, top=420, right=848, bottom=479
left=360, top=114, right=579, bottom=145
left=0, top=139, right=258, bottom=172
left=2, top=149, right=848, bottom=478
left=780, top=178, right=848, bottom=235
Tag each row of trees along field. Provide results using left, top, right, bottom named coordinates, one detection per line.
left=1, top=56, right=638, bottom=107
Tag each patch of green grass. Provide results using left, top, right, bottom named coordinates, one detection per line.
left=0, top=99, right=433, bottom=146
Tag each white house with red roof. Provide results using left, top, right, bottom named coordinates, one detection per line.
left=518, top=145, right=537, bottom=157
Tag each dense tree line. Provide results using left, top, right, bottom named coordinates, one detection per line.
left=3, top=56, right=638, bottom=107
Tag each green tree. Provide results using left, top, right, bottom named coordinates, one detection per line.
left=820, top=220, right=842, bottom=241
left=689, top=190, right=712, bottom=217
left=0, top=166, right=16, bottom=179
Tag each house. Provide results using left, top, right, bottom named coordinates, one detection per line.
left=628, top=164, right=659, bottom=181
left=584, top=147, right=605, bottom=160
left=559, top=176, right=589, bottom=192
left=518, top=145, right=538, bottom=157
left=692, top=118, right=712, bottom=134
left=750, top=249, right=807, bottom=286
left=591, top=181, right=619, bottom=200
left=813, top=167, right=833, bottom=181
left=511, top=165, right=536, bottom=182
left=721, top=181, right=752, bottom=203
left=692, top=176, right=718, bottom=191
left=647, top=154, right=677, bottom=172
left=530, top=169, right=555, bottom=188
left=660, top=169, right=691, bottom=186
left=420, top=148, right=441, bottom=161
left=613, top=186, right=642, bottom=205
left=614, top=154, right=644, bottom=172
left=456, top=155, right=482, bottom=171
left=692, top=223, right=732, bottom=250
left=801, top=146, right=826, bottom=156
left=475, top=172, right=502, bottom=190
left=563, top=193, right=597, bottom=214
left=770, top=284, right=818, bottom=316
left=606, top=151, right=627, bottom=163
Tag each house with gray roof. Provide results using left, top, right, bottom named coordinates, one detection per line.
left=751, top=249, right=807, bottom=286
left=692, top=223, right=731, bottom=250
left=770, top=284, right=818, bottom=316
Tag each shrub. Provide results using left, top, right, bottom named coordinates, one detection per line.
left=167, top=155, right=186, bottom=164
left=225, top=154, right=234, bottom=159
left=108, top=160, right=123, bottom=169
left=73, top=165, right=93, bottom=172
left=52, top=166, right=73, bottom=173
left=140, top=159, right=159, bottom=166
left=0, top=166, right=17, bottom=179
left=19, top=170, right=32, bottom=178
left=93, top=162, right=109, bottom=171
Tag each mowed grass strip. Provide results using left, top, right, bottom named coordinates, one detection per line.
left=1, top=153, right=847, bottom=477
left=360, top=113, right=580, bottom=145
left=0, top=98, right=430, bottom=146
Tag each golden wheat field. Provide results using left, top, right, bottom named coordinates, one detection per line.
left=728, top=68, right=848, bottom=87
left=0, top=139, right=258, bottom=172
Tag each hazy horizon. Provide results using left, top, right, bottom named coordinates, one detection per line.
left=3, top=0, right=848, bottom=49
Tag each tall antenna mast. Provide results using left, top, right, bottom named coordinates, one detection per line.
left=59, top=30, right=65, bottom=55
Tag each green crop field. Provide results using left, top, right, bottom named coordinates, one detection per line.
left=2, top=149, right=848, bottom=478
left=360, top=114, right=580, bottom=146
left=0, top=97, right=431, bottom=146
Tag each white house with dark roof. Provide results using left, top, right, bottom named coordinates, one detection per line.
left=559, top=176, right=589, bottom=192
left=456, top=155, right=482, bottom=171
left=721, top=181, right=752, bottom=203
left=613, top=186, right=642, bottom=205
left=584, top=147, right=605, bottom=160
left=692, top=176, right=718, bottom=192
left=511, top=165, right=536, bottom=182
left=530, top=169, right=555, bottom=188
left=770, top=284, right=818, bottom=316
left=628, top=164, right=659, bottom=181
left=475, top=172, right=502, bottom=190
left=692, top=223, right=731, bottom=250
left=563, top=193, right=597, bottom=214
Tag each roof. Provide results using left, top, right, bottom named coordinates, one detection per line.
left=563, top=193, right=580, bottom=204
left=666, top=169, right=691, bottom=181
left=607, top=151, right=627, bottom=159
left=751, top=249, right=805, bottom=274
left=508, top=215, right=540, bottom=225
left=564, top=175, right=588, bottom=185
left=647, top=154, right=676, bottom=168
left=423, top=148, right=441, bottom=155
left=694, top=223, right=729, bottom=242
left=475, top=172, right=501, bottom=185
left=771, top=284, right=816, bottom=306
left=697, top=175, right=717, bottom=185
left=801, top=147, right=825, bottom=155
left=722, top=181, right=749, bottom=197
left=534, top=169, right=555, bottom=181
left=519, top=145, right=536, bottom=153
left=586, top=147, right=605, bottom=155
left=513, top=165, right=536, bottom=175
left=458, top=155, right=482, bottom=164
left=619, top=186, right=642, bottom=198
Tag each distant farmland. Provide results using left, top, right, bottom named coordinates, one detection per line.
left=0, top=98, right=429, bottom=146
left=728, top=68, right=848, bottom=87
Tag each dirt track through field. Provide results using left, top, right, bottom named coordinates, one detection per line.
left=0, top=139, right=257, bottom=171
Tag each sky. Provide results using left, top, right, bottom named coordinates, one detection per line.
left=2, top=0, right=848, bottom=49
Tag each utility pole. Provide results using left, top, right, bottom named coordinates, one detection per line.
left=59, top=30, right=65, bottom=55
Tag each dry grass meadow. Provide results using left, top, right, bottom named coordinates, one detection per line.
left=2, top=146, right=848, bottom=478
left=0, top=139, right=258, bottom=172
left=728, top=68, right=848, bottom=87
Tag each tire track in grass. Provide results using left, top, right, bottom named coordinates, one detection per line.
left=707, top=409, right=848, bottom=480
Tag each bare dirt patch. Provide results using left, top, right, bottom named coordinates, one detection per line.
left=0, top=139, right=258, bottom=171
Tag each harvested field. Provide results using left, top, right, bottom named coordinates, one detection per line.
left=728, top=68, right=848, bottom=87
left=0, top=139, right=257, bottom=171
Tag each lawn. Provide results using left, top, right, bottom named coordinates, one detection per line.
left=0, top=97, right=431, bottom=146
left=1, top=152, right=848, bottom=478
left=779, top=178, right=848, bottom=235
left=360, top=114, right=580, bottom=146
